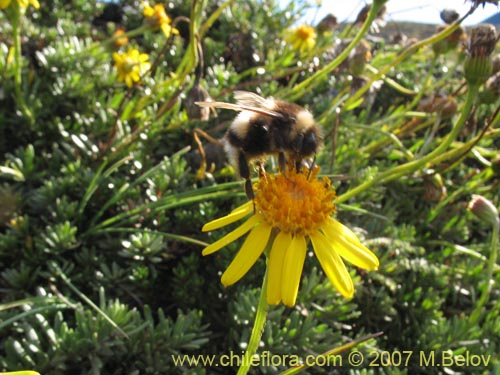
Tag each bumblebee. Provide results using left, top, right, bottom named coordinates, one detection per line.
left=196, top=91, right=321, bottom=199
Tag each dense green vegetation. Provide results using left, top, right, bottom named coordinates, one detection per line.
left=1, top=0, right=499, bottom=374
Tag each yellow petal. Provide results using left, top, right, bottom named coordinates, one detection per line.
left=143, top=4, right=154, bottom=17
left=221, top=222, right=272, bottom=286
left=323, top=218, right=379, bottom=270
left=266, top=231, right=292, bottom=305
left=281, top=235, right=307, bottom=307
left=310, top=231, right=354, bottom=299
left=125, top=75, right=133, bottom=88
left=161, top=23, right=172, bottom=37
left=0, top=0, right=11, bottom=9
left=202, top=214, right=259, bottom=256
left=202, top=202, right=253, bottom=232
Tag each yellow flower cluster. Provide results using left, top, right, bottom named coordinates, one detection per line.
left=202, top=165, right=379, bottom=307
left=286, top=25, right=317, bottom=53
left=113, top=48, right=151, bottom=88
left=142, top=1, right=179, bottom=38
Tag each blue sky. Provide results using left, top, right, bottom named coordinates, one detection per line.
left=284, top=1, right=499, bottom=25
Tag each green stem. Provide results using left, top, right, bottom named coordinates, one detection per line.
left=408, top=54, right=438, bottom=110
left=338, top=84, right=479, bottom=203
left=10, top=4, right=34, bottom=125
left=236, top=266, right=269, bottom=375
left=469, top=218, right=499, bottom=326
left=287, top=0, right=386, bottom=101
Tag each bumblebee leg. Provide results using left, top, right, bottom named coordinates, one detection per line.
left=278, top=152, right=286, bottom=174
left=192, top=131, right=207, bottom=180
left=237, top=152, right=255, bottom=201
left=295, top=160, right=302, bottom=173
left=256, top=160, right=267, bottom=182
left=194, top=128, right=224, bottom=147
left=307, top=155, right=317, bottom=180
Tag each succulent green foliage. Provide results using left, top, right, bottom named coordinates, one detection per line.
left=1, top=298, right=209, bottom=374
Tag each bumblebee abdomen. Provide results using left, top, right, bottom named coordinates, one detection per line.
left=227, top=116, right=273, bottom=157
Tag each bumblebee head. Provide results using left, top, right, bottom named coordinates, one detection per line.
left=293, top=110, right=321, bottom=157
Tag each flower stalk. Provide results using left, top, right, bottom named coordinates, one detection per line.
left=468, top=196, right=499, bottom=326
left=236, top=265, right=269, bottom=375
left=8, top=2, right=34, bottom=125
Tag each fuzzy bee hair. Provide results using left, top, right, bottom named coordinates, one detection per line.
left=196, top=91, right=322, bottom=199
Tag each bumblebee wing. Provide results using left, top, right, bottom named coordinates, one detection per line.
left=196, top=98, right=282, bottom=118
left=196, top=101, right=245, bottom=112
left=233, top=91, right=270, bottom=107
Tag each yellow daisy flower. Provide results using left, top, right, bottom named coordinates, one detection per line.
left=142, top=1, right=179, bottom=38
left=0, top=0, right=39, bottom=9
left=202, top=165, right=379, bottom=307
left=285, top=25, right=317, bottom=53
left=112, top=48, right=151, bottom=88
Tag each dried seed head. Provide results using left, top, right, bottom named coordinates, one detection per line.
left=492, top=53, right=500, bottom=74
left=185, top=83, right=211, bottom=120
left=316, top=13, right=338, bottom=34
left=432, top=25, right=467, bottom=55
left=349, top=39, right=372, bottom=76
left=468, top=24, right=497, bottom=58
left=418, top=93, right=458, bottom=118
left=466, top=0, right=499, bottom=8
left=354, top=4, right=386, bottom=25
left=440, top=9, right=460, bottom=24
left=464, top=24, right=497, bottom=85
left=480, top=71, right=500, bottom=103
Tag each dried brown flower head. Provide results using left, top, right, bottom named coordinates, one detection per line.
left=466, top=0, right=499, bottom=8
left=464, top=24, right=498, bottom=85
left=468, top=24, right=498, bottom=57
left=317, top=13, right=338, bottom=34
left=440, top=9, right=460, bottom=24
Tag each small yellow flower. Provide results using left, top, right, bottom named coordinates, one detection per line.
left=202, top=165, right=379, bottom=307
left=113, top=48, right=151, bottom=88
left=286, top=25, right=317, bottom=53
left=0, top=0, right=39, bottom=9
left=142, top=1, right=179, bottom=38
left=113, top=26, right=129, bottom=48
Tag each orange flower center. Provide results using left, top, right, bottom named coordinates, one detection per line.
left=254, top=166, right=336, bottom=236
left=296, top=25, right=315, bottom=40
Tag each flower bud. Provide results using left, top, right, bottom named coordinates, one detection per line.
left=349, top=40, right=372, bottom=76
left=316, top=13, right=338, bottom=34
left=113, top=26, right=129, bottom=49
left=432, top=25, right=467, bottom=55
left=418, top=93, right=458, bottom=118
left=440, top=9, right=460, bottom=24
left=479, top=71, right=500, bottom=103
left=468, top=194, right=499, bottom=227
left=492, top=53, right=500, bottom=74
left=423, top=170, right=447, bottom=202
left=185, top=83, right=211, bottom=121
left=464, top=24, right=497, bottom=86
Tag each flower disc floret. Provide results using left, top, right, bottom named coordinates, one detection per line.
left=254, top=167, right=336, bottom=236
